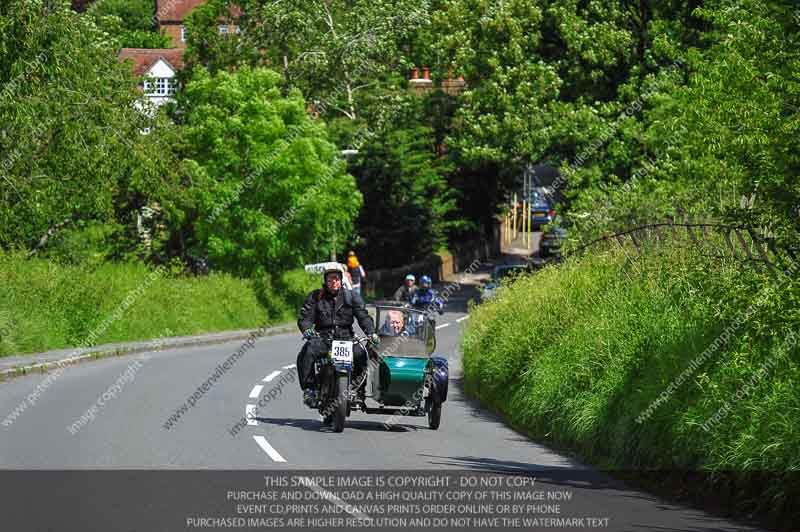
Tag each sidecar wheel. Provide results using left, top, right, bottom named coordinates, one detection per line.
left=428, top=394, right=442, bottom=430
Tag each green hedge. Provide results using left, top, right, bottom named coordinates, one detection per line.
left=0, top=252, right=317, bottom=356
left=462, top=244, right=800, bottom=524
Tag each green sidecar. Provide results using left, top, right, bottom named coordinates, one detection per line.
left=360, top=302, right=449, bottom=429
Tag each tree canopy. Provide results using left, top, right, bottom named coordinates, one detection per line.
left=0, top=0, right=180, bottom=257
left=178, top=66, right=362, bottom=275
left=435, top=0, right=800, bottom=244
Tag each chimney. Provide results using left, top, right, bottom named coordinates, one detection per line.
left=442, top=70, right=467, bottom=97
left=408, top=65, right=433, bottom=96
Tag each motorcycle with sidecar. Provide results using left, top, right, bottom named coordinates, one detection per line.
left=302, top=302, right=449, bottom=432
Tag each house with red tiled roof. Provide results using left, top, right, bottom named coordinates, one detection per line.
left=118, top=48, right=185, bottom=110
left=119, top=1, right=240, bottom=110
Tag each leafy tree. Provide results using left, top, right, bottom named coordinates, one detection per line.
left=641, top=0, right=800, bottom=243
left=182, top=0, right=254, bottom=76
left=185, top=0, right=429, bottom=125
left=434, top=0, right=799, bottom=247
left=87, top=0, right=155, bottom=32
left=434, top=0, right=558, bottom=169
left=178, top=66, right=362, bottom=276
left=88, top=0, right=173, bottom=49
left=0, top=0, right=181, bottom=258
left=117, top=29, right=172, bottom=49
left=349, top=95, right=457, bottom=267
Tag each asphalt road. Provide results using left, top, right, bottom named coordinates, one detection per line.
left=0, top=285, right=766, bottom=531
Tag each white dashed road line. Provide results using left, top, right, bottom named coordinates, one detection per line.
left=436, top=323, right=451, bottom=329
left=297, top=477, right=372, bottom=522
left=246, top=405, right=258, bottom=426
left=249, top=385, right=263, bottom=399
left=283, top=364, right=296, bottom=370
left=253, top=435, right=287, bottom=462
left=262, top=370, right=282, bottom=382
left=456, top=316, right=470, bottom=323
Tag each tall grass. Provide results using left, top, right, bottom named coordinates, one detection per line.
left=462, top=243, right=800, bottom=524
left=0, top=252, right=318, bottom=356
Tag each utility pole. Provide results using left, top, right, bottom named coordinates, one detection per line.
left=513, top=192, right=518, bottom=242
left=330, top=223, right=337, bottom=262
left=523, top=171, right=529, bottom=250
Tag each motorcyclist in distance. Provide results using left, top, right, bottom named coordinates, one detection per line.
left=410, top=275, right=445, bottom=315
left=393, top=273, right=417, bottom=302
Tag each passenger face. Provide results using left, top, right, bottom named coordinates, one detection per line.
left=388, top=311, right=404, bottom=334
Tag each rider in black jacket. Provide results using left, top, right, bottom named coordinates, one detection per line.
left=297, top=268, right=377, bottom=400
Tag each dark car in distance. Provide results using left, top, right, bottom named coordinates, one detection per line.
left=480, top=264, right=531, bottom=302
left=539, top=226, right=567, bottom=258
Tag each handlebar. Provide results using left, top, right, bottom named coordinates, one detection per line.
left=303, top=331, right=375, bottom=344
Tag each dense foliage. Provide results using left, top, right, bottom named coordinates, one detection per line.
left=87, top=0, right=154, bottom=31
left=435, top=0, right=799, bottom=246
left=0, top=0, right=181, bottom=260
left=3, top=0, right=797, bottom=295
left=4, top=0, right=797, bottom=269
left=88, top=0, right=172, bottom=49
left=177, top=66, right=362, bottom=276
left=463, top=242, right=800, bottom=527
left=185, top=0, right=428, bottom=123
left=349, top=96, right=457, bottom=267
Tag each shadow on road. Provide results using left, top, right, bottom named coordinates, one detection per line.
left=448, top=377, right=529, bottom=427
left=254, top=416, right=423, bottom=433
left=415, top=454, right=760, bottom=530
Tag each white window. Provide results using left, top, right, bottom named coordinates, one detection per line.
left=143, top=77, right=177, bottom=97
left=181, top=26, right=188, bottom=42
left=218, top=25, right=229, bottom=35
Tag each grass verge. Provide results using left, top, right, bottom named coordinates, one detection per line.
left=462, top=243, right=799, bottom=528
left=0, top=252, right=317, bottom=356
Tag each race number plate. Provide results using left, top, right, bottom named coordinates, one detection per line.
left=331, top=340, right=353, bottom=364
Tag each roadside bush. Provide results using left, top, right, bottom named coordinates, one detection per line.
left=462, top=241, right=800, bottom=525
left=252, top=269, right=318, bottom=324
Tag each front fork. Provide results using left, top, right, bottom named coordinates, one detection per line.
left=317, top=360, right=352, bottom=410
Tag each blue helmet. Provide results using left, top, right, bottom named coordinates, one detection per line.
left=420, top=275, right=432, bottom=287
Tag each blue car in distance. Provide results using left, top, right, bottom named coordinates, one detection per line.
left=518, top=189, right=556, bottom=230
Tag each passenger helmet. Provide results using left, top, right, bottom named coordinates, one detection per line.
left=420, top=275, right=432, bottom=287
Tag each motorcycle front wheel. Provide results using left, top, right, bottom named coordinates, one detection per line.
left=332, top=375, right=348, bottom=433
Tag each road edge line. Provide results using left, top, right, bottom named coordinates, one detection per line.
left=0, top=324, right=297, bottom=384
